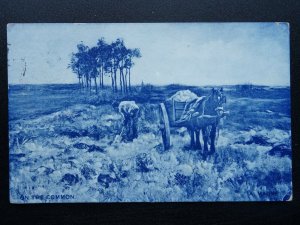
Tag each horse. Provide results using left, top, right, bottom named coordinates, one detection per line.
left=176, top=88, right=227, bottom=155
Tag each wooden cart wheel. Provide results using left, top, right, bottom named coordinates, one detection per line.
left=159, top=103, right=171, bottom=150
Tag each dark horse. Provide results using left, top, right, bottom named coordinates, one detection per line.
left=176, top=88, right=227, bottom=155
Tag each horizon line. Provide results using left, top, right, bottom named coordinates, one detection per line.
left=7, top=82, right=290, bottom=87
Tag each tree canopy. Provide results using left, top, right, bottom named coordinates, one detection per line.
left=68, top=38, right=141, bottom=94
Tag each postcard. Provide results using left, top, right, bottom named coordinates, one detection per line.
left=8, top=23, right=292, bottom=203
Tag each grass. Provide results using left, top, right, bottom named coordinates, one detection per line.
left=9, top=84, right=292, bottom=202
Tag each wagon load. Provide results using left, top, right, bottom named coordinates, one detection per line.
left=168, top=90, right=198, bottom=102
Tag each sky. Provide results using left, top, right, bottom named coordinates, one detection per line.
left=7, top=23, right=290, bottom=86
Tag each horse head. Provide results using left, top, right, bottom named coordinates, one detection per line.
left=206, top=88, right=227, bottom=115
left=219, top=87, right=226, bottom=104
left=212, top=88, right=226, bottom=105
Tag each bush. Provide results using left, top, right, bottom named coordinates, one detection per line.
left=136, top=153, right=154, bottom=172
left=175, top=173, right=190, bottom=186
left=61, top=174, right=79, bottom=186
left=81, top=165, right=96, bottom=180
left=97, top=174, right=118, bottom=188
left=140, top=83, right=154, bottom=94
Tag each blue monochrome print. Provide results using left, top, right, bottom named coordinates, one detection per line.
left=8, top=23, right=292, bottom=203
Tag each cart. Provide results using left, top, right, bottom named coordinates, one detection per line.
left=159, top=98, right=188, bottom=150
left=159, top=98, right=228, bottom=150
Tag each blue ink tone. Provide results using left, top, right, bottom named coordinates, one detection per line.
left=8, top=23, right=292, bottom=203
left=8, top=23, right=289, bottom=86
left=8, top=84, right=292, bottom=202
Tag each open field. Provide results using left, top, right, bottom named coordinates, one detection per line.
left=9, top=84, right=292, bottom=202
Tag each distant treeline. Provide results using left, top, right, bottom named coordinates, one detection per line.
left=68, top=38, right=141, bottom=93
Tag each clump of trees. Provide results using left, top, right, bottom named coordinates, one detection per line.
left=69, top=38, right=141, bottom=94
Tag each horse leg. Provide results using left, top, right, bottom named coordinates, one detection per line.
left=202, top=127, right=209, bottom=157
left=195, top=130, right=202, bottom=150
left=210, top=125, right=217, bottom=154
left=189, top=129, right=195, bottom=149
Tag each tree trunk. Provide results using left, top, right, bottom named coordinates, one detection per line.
left=114, top=70, right=117, bottom=92
left=111, top=72, right=114, bottom=92
left=86, top=75, right=89, bottom=90
left=101, top=68, right=104, bottom=88
left=89, top=77, right=92, bottom=94
left=98, top=68, right=102, bottom=89
left=94, top=77, right=98, bottom=94
left=129, top=69, right=131, bottom=91
left=119, top=69, right=123, bottom=93
left=125, top=69, right=128, bottom=93
left=121, top=69, right=126, bottom=94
